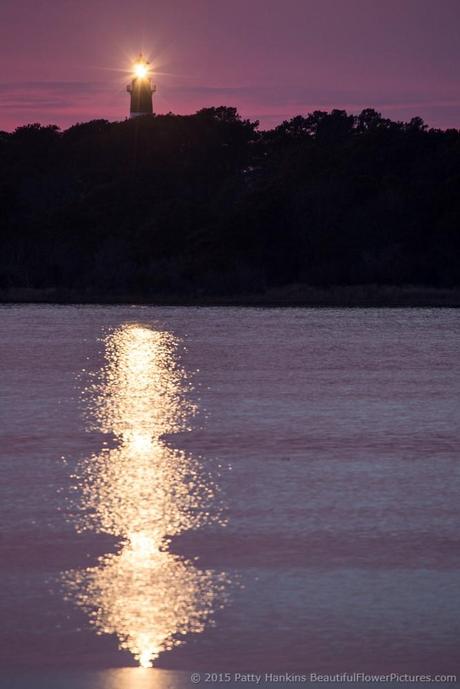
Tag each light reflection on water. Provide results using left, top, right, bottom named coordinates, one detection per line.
left=88, top=668, right=193, bottom=689
left=65, top=324, right=227, bottom=668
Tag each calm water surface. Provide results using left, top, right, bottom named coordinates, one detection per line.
left=0, top=306, right=459, bottom=688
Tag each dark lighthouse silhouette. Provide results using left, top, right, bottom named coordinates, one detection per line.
left=127, top=54, right=156, bottom=117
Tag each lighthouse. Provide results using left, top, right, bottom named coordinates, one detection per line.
left=127, top=54, right=156, bottom=118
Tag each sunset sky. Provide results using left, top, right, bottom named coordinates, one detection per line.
left=1, top=0, right=459, bottom=132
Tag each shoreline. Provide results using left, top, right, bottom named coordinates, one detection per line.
left=0, top=285, right=459, bottom=307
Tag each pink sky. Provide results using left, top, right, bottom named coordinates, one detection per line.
left=1, top=0, right=459, bottom=131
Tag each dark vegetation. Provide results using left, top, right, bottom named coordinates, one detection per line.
left=1, top=107, right=459, bottom=300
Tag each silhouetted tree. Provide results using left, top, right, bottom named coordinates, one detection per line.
left=0, top=107, right=459, bottom=295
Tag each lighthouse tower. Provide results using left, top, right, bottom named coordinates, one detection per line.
left=127, top=54, right=156, bottom=118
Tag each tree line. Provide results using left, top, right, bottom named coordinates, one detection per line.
left=0, top=106, right=459, bottom=296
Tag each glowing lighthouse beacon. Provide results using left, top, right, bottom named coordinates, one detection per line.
left=127, top=54, right=156, bottom=118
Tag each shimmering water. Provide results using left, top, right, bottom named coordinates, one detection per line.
left=0, top=306, right=459, bottom=688
left=64, top=325, right=228, bottom=669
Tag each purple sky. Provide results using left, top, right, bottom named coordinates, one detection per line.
left=1, top=0, right=459, bottom=131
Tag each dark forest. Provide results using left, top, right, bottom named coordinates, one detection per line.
left=1, top=107, right=459, bottom=302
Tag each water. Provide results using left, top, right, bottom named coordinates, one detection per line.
left=0, top=306, right=459, bottom=688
